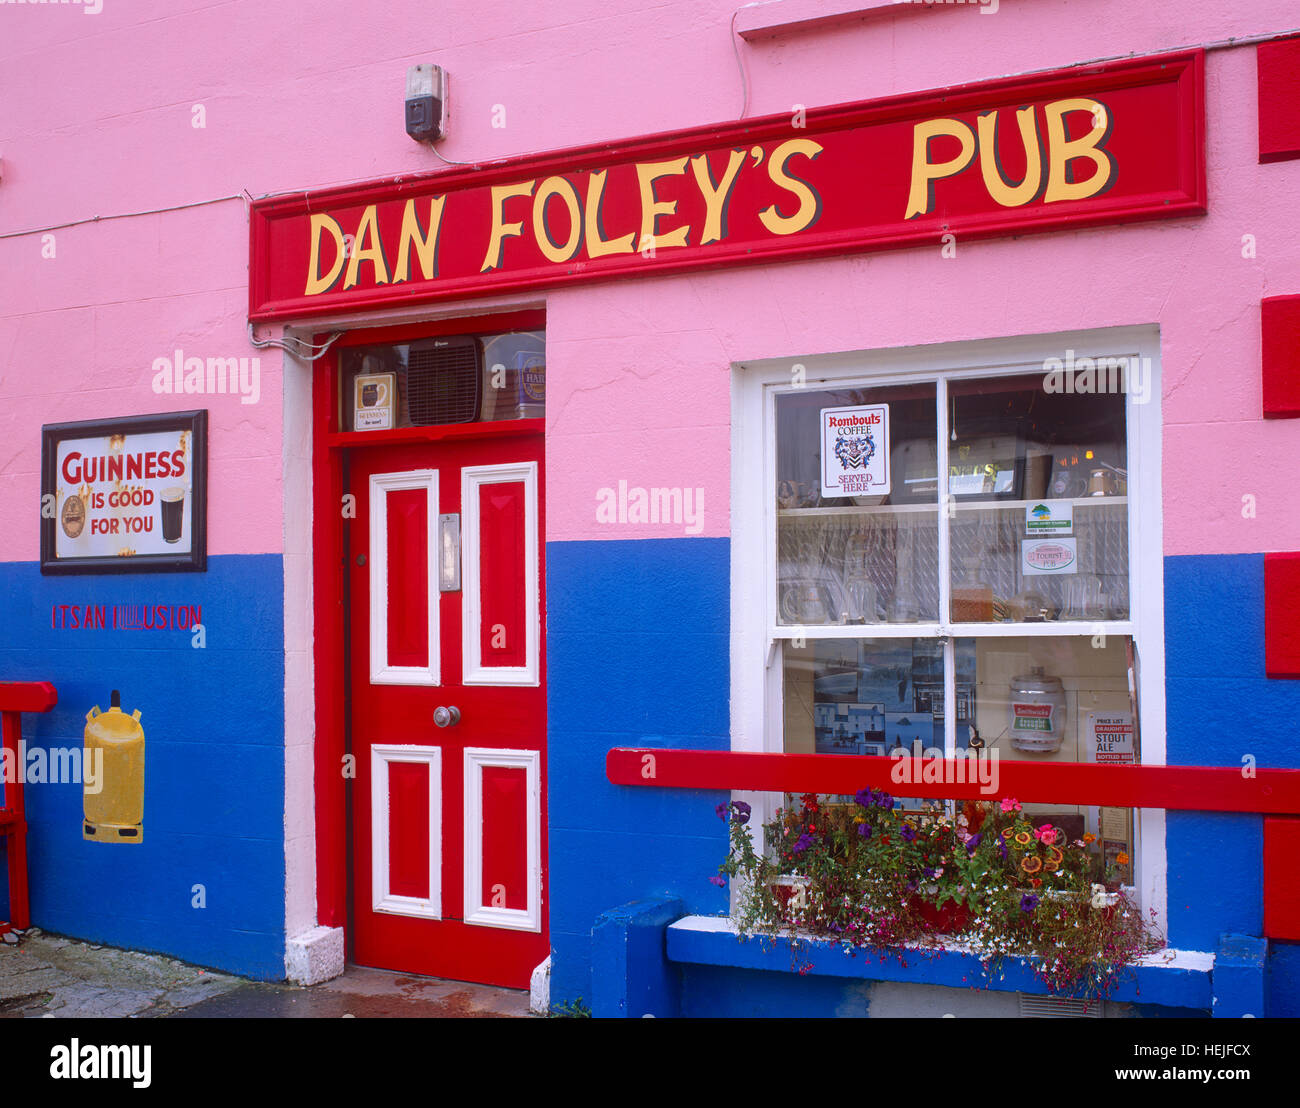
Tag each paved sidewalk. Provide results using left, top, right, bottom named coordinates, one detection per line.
left=0, top=929, right=533, bottom=1018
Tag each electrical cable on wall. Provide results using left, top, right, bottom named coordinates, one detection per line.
left=731, top=7, right=751, bottom=119
left=247, top=324, right=344, bottom=363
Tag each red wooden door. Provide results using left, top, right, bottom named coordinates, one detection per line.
left=347, top=428, right=546, bottom=989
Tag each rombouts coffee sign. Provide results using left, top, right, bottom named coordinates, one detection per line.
left=249, top=51, right=1204, bottom=321
left=40, top=411, right=208, bottom=575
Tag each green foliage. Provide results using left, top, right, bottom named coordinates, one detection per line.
left=549, top=996, right=592, bottom=1018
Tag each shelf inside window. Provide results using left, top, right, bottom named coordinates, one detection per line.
left=777, top=496, right=1127, bottom=518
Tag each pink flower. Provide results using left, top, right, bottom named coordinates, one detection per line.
left=1000, top=798, right=1022, bottom=813
left=1033, top=825, right=1057, bottom=844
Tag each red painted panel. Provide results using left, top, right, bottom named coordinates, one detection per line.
left=252, top=52, right=1204, bottom=322
left=606, top=748, right=1300, bottom=814
left=314, top=336, right=348, bottom=928
left=1, top=711, right=31, bottom=929
left=0, top=682, right=58, bottom=713
left=1258, top=36, right=1300, bottom=164
left=479, top=765, right=528, bottom=911
left=387, top=760, right=431, bottom=900
left=478, top=482, right=526, bottom=668
left=1264, top=818, right=1300, bottom=939
left=1265, top=552, right=1300, bottom=677
left=386, top=487, right=428, bottom=668
left=1262, top=295, right=1300, bottom=418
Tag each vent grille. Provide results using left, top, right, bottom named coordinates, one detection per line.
left=407, top=338, right=480, bottom=425
left=1019, top=994, right=1107, bottom=1018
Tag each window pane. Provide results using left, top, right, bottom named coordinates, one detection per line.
left=776, top=384, right=937, bottom=625
left=783, top=638, right=972, bottom=757
left=781, top=634, right=1137, bottom=883
left=339, top=329, right=545, bottom=430
left=783, top=637, right=969, bottom=813
left=966, top=634, right=1136, bottom=884
left=947, top=374, right=1128, bottom=622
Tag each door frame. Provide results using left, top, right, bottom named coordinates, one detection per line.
left=309, top=306, right=547, bottom=960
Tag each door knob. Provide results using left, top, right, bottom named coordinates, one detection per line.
left=433, top=705, right=461, bottom=728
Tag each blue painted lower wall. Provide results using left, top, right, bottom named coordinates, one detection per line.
left=3, top=541, right=1295, bottom=1007
left=546, top=537, right=730, bottom=1007
left=546, top=543, right=1300, bottom=1016
left=0, top=555, right=286, bottom=979
left=1164, top=554, right=1300, bottom=1012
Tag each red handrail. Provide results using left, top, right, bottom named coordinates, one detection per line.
left=0, top=682, right=57, bottom=714
left=1, top=681, right=58, bottom=934
left=606, top=748, right=1300, bottom=814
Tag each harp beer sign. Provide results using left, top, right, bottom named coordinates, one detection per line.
left=249, top=51, right=1203, bottom=322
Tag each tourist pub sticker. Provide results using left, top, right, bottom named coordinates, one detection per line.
left=820, top=404, right=890, bottom=498
left=1022, top=537, right=1077, bottom=576
left=40, top=410, right=208, bottom=575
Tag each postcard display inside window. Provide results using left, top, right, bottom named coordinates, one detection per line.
left=41, top=411, right=208, bottom=574
left=777, top=373, right=1138, bottom=863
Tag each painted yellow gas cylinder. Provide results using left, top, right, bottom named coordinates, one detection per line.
left=83, top=690, right=144, bottom=844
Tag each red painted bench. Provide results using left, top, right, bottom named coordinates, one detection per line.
left=0, top=682, right=58, bottom=935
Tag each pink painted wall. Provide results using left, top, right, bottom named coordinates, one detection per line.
left=3, top=0, right=1299, bottom=559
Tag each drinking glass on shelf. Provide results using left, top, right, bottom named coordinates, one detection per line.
left=841, top=524, right=882, bottom=622
left=887, top=595, right=920, bottom=623
left=843, top=574, right=880, bottom=623
left=1062, top=574, right=1105, bottom=620
left=781, top=581, right=834, bottom=624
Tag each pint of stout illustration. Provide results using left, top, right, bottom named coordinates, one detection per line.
left=160, top=486, right=185, bottom=544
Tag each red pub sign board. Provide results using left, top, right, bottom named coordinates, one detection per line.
left=249, top=51, right=1204, bottom=322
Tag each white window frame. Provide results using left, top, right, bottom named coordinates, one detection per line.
left=730, top=325, right=1167, bottom=928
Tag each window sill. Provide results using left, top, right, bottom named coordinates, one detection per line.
left=735, top=0, right=944, bottom=41
left=665, top=915, right=1213, bottom=1009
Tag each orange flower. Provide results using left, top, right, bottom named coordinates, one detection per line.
left=1020, top=856, right=1042, bottom=874
left=1116, top=852, right=1130, bottom=867
left=1082, top=833, right=1096, bottom=844
left=1043, top=859, right=1059, bottom=872
left=1015, top=832, right=1032, bottom=846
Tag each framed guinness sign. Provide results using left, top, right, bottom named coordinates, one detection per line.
left=40, top=410, right=208, bottom=575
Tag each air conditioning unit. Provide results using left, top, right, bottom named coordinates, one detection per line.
left=406, top=336, right=481, bottom=425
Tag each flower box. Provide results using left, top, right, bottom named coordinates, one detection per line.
left=768, top=875, right=811, bottom=915
left=721, top=793, right=1162, bottom=999
left=908, top=896, right=972, bottom=934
